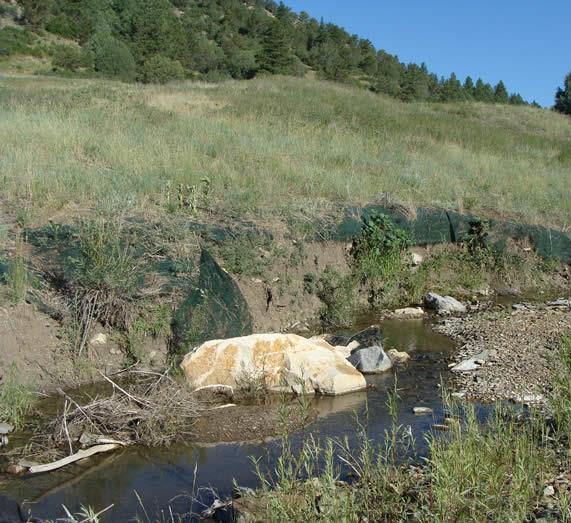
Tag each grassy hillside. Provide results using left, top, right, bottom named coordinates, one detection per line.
left=1, top=74, right=570, bottom=229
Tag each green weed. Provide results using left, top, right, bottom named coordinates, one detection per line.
left=0, top=364, right=34, bottom=429
left=316, top=266, right=356, bottom=328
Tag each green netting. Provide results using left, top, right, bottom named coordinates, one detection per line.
left=328, top=205, right=571, bottom=263
left=171, top=248, right=253, bottom=352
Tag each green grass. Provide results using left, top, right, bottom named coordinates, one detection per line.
left=0, top=363, right=34, bottom=429
left=0, top=75, right=569, bottom=228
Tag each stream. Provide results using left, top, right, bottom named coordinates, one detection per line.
left=1, top=318, right=485, bottom=521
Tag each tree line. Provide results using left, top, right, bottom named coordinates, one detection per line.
left=18, top=0, right=530, bottom=105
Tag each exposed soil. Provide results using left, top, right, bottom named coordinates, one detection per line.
left=436, top=302, right=571, bottom=403
left=0, top=301, right=132, bottom=389
left=233, top=241, right=352, bottom=334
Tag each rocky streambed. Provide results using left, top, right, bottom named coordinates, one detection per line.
left=436, top=298, right=571, bottom=404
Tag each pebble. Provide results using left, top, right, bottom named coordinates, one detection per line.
left=543, top=485, right=555, bottom=498
left=0, top=422, right=14, bottom=435
left=413, top=407, right=433, bottom=415
left=90, top=333, right=108, bottom=346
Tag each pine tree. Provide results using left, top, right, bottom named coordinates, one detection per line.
left=463, top=76, right=475, bottom=98
left=494, top=81, right=509, bottom=104
left=258, top=20, right=294, bottom=74
left=555, top=72, right=571, bottom=115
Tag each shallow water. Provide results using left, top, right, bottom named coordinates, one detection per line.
left=2, top=319, right=465, bottom=521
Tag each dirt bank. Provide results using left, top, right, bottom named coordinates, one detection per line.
left=436, top=301, right=571, bottom=403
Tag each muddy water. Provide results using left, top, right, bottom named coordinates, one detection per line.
left=3, top=319, right=460, bottom=521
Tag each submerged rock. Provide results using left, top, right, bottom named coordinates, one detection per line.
left=388, top=349, right=411, bottom=365
left=347, top=325, right=383, bottom=351
left=181, top=334, right=366, bottom=396
left=424, top=293, right=467, bottom=314
left=347, top=346, right=393, bottom=374
left=394, top=307, right=425, bottom=318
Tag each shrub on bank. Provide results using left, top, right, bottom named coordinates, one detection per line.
left=140, top=56, right=185, bottom=85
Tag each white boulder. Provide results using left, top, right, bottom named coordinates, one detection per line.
left=181, top=333, right=366, bottom=396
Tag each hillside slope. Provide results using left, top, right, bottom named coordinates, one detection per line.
left=0, top=0, right=527, bottom=105
left=0, top=74, right=569, bottom=229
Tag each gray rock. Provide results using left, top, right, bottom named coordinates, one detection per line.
left=348, top=346, right=393, bottom=374
left=451, top=359, right=481, bottom=372
left=424, top=293, right=467, bottom=314
left=0, top=422, right=14, bottom=435
left=547, top=298, right=571, bottom=308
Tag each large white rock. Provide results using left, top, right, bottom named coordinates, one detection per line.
left=181, top=334, right=367, bottom=396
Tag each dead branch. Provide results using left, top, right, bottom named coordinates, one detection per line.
left=28, top=444, right=122, bottom=474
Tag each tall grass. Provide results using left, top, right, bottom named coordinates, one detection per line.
left=0, top=75, right=569, bottom=228
left=0, top=363, right=34, bottom=429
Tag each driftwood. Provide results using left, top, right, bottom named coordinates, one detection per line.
left=28, top=443, right=122, bottom=474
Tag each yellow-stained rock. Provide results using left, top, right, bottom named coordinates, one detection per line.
left=181, top=333, right=366, bottom=395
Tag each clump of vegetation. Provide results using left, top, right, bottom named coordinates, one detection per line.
left=163, top=178, right=211, bottom=215
left=0, top=364, right=34, bottom=429
left=4, top=252, right=32, bottom=304
left=555, top=71, right=571, bottom=116
left=426, top=405, right=547, bottom=521
left=351, top=212, right=412, bottom=308
left=215, top=235, right=275, bottom=278
left=550, top=335, right=571, bottom=441
left=140, top=55, right=186, bottom=85
left=316, top=266, right=356, bottom=328
left=67, top=217, right=141, bottom=355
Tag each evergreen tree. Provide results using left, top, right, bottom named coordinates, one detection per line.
left=440, top=72, right=463, bottom=101
left=258, top=20, right=294, bottom=74
left=474, top=78, right=495, bottom=103
left=463, top=76, right=475, bottom=98
left=555, top=71, right=571, bottom=115
left=494, top=81, right=509, bottom=104
left=87, top=28, right=136, bottom=81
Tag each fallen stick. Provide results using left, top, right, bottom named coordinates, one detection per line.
left=98, top=370, right=153, bottom=408
left=28, top=444, right=121, bottom=475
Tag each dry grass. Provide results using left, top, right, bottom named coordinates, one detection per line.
left=0, top=74, right=569, bottom=229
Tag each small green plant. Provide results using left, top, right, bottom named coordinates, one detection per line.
left=550, top=335, right=571, bottom=443
left=316, top=266, right=356, bottom=328
left=0, top=364, right=34, bottom=429
left=5, top=253, right=31, bottom=304
left=164, top=179, right=211, bottom=214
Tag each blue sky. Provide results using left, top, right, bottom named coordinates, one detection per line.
left=286, top=1, right=571, bottom=107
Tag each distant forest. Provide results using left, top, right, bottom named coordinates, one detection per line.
left=3, top=0, right=530, bottom=105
